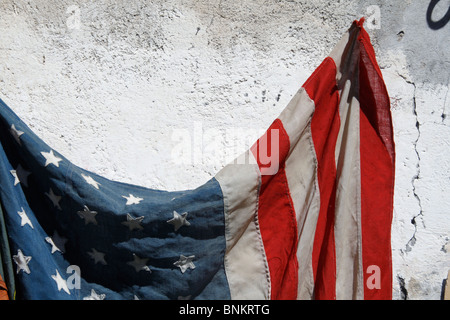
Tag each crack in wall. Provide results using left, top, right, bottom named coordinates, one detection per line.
left=206, top=0, right=223, bottom=32
left=397, top=275, right=408, bottom=300
left=403, top=79, right=424, bottom=253
left=442, top=75, right=449, bottom=122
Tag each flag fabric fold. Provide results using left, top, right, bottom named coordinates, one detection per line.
left=0, top=18, right=394, bottom=300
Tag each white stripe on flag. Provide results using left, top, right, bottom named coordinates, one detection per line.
left=215, top=151, right=270, bottom=300
left=330, top=24, right=364, bottom=300
left=277, top=87, right=321, bottom=299
left=333, top=86, right=364, bottom=300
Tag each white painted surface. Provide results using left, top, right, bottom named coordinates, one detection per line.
left=0, top=0, right=448, bottom=299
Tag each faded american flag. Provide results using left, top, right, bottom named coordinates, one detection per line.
left=0, top=18, right=394, bottom=300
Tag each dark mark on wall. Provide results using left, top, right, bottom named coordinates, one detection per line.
left=426, top=0, right=450, bottom=30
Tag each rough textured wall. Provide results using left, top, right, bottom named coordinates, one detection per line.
left=0, top=0, right=448, bottom=299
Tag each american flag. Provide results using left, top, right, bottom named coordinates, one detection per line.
left=0, top=18, right=394, bottom=300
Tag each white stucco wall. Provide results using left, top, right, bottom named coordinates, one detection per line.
left=0, top=0, right=448, bottom=299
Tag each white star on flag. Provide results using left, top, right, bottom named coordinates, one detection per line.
left=13, top=249, right=31, bottom=274
left=167, top=211, right=190, bottom=232
left=51, top=269, right=70, bottom=295
left=88, top=248, right=107, bottom=265
left=41, top=150, right=63, bottom=167
left=174, top=255, right=195, bottom=273
left=127, top=253, right=151, bottom=273
left=122, top=194, right=143, bottom=205
left=81, top=173, right=101, bottom=190
left=17, top=207, right=33, bottom=229
left=45, top=230, right=67, bottom=254
left=10, top=169, right=20, bottom=186
left=83, top=289, right=106, bottom=300
left=10, top=124, right=24, bottom=145
left=45, top=188, right=62, bottom=210
left=121, top=213, right=144, bottom=231
left=10, top=164, right=31, bottom=187
left=46, top=237, right=60, bottom=254
left=77, top=205, right=98, bottom=225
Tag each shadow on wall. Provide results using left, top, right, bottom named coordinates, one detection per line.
left=358, top=0, right=450, bottom=86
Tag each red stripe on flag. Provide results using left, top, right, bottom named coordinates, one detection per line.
left=251, top=119, right=298, bottom=300
left=358, top=27, right=394, bottom=300
left=303, top=57, right=340, bottom=300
